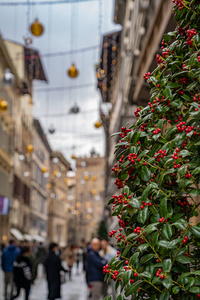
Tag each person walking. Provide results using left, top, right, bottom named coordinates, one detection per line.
left=87, top=238, right=107, bottom=300
left=10, top=246, right=32, bottom=300
left=44, top=242, right=68, bottom=300
left=64, top=245, right=75, bottom=280
left=1, top=239, right=20, bottom=300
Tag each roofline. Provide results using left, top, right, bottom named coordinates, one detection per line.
left=0, top=34, right=23, bottom=88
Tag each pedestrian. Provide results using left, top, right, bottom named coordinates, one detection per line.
left=99, top=239, right=117, bottom=299
left=10, top=246, right=32, bottom=300
left=1, top=239, right=20, bottom=300
left=64, top=245, right=75, bottom=280
left=87, top=238, right=107, bottom=300
left=36, top=242, right=47, bottom=278
left=75, top=246, right=83, bottom=275
left=44, top=242, right=68, bottom=300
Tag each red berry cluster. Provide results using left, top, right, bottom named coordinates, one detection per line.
left=184, top=252, right=190, bottom=257
left=179, top=77, right=187, bottom=84
left=153, top=126, right=161, bottom=135
left=159, top=217, right=166, bottom=223
left=109, top=230, right=117, bottom=238
left=172, top=0, right=183, bottom=10
left=140, top=123, right=148, bottom=131
left=193, top=94, right=200, bottom=102
left=156, top=54, right=165, bottom=65
left=112, top=164, right=121, bottom=174
left=182, top=236, right=188, bottom=244
left=154, top=149, right=167, bottom=162
left=198, top=56, right=200, bottom=63
left=117, top=215, right=127, bottom=229
left=128, top=153, right=138, bottom=163
left=171, top=148, right=180, bottom=160
left=185, top=166, right=191, bottom=178
left=130, top=279, right=135, bottom=283
left=162, top=48, right=170, bottom=58
left=143, top=72, right=151, bottom=80
left=119, top=127, right=131, bottom=138
left=177, top=197, right=190, bottom=207
left=156, top=268, right=164, bottom=279
left=134, top=107, right=141, bottom=117
left=114, top=178, right=123, bottom=189
left=186, top=28, right=197, bottom=47
left=140, top=201, right=152, bottom=210
left=161, top=39, right=166, bottom=50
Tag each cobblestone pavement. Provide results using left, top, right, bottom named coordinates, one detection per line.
left=0, top=263, right=89, bottom=300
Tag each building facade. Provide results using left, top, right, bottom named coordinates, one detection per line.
left=0, top=36, right=47, bottom=243
left=30, top=119, right=51, bottom=243
left=48, top=151, right=70, bottom=247
left=75, top=155, right=105, bottom=244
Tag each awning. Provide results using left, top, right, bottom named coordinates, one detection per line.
left=10, top=228, right=25, bottom=241
left=31, top=234, right=45, bottom=243
left=24, top=234, right=33, bottom=242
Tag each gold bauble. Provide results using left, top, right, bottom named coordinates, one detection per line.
left=30, top=19, right=44, bottom=37
left=91, top=175, right=96, bottom=181
left=0, top=99, right=8, bottom=111
left=68, top=64, right=79, bottom=78
left=84, top=175, right=89, bottom=181
left=91, top=189, right=96, bottom=195
left=53, top=170, right=58, bottom=177
left=94, top=120, right=102, bottom=128
left=71, top=154, right=76, bottom=160
left=27, top=144, right=33, bottom=153
left=46, top=183, right=51, bottom=189
left=42, top=166, right=47, bottom=173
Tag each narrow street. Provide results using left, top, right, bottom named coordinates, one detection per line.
left=0, top=264, right=89, bottom=300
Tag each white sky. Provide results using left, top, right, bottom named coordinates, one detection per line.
left=0, top=0, right=121, bottom=161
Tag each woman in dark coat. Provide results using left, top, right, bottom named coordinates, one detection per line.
left=44, top=243, right=67, bottom=300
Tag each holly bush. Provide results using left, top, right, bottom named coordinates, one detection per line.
left=104, top=1, right=200, bottom=300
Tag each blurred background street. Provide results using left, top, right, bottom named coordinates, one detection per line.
left=0, top=263, right=88, bottom=300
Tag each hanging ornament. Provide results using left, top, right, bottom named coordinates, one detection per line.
left=19, top=154, right=25, bottom=161
left=91, top=175, right=97, bottom=181
left=91, top=189, right=96, bottom=195
left=94, top=120, right=102, bottom=128
left=67, top=64, right=79, bottom=78
left=53, top=170, right=58, bottom=177
left=71, top=154, right=76, bottom=160
left=48, top=125, right=55, bottom=134
left=3, top=69, right=15, bottom=86
left=42, top=166, right=47, bottom=173
left=30, top=18, right=44, bottom=37
left=53, top=157, right=59, bottom=164
left=26, top=144, right=33, bottom=153
left=24, top=171, right=30, bottom=178
left=69, top=103, right=80, bottom=114
left=0, top=99, right=8, bottom=111
left=84, top=175, right=89, bottom=181
left=24, top=36, right=32, bottom=46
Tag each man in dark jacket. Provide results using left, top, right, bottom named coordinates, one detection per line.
left=87, top=238, right=107, bottom=300
left=10, top=246, right=32, bottom=300
left=1, top=239, right=20, bottom=300
left=44, top=242, right=68, bottom=300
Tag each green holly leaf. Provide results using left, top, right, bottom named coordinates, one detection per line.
left=162, top=224, right=172, bottom=240
left=137, top=207, right=148, bottom=224
left=163, top=259, right=172, bottom=273
left=140, top=253, right=154, bottom=265
left=140, top=166, right=151, bottom=182
left=159, top=290, right=169, bottom=300
left=162, top=276, right=173, bottom=289
left=175, top=255, right=191, bottom=264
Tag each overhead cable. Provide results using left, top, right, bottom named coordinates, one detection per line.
left=0, top=0, right=97, bottom=6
